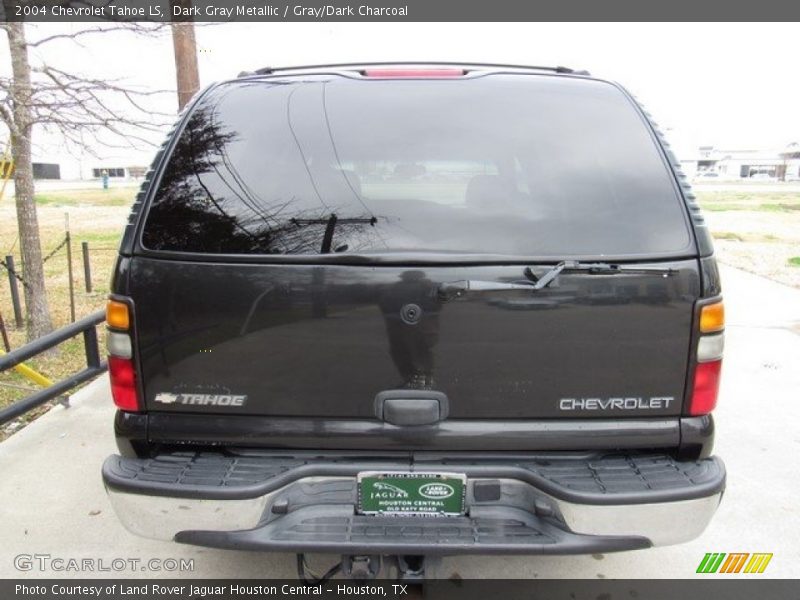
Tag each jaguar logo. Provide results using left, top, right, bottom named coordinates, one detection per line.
left=419, top=483, right=455, bottom=499
left=370, top=481, right=409, bottom=499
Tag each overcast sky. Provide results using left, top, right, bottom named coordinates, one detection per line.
left=7, top=22, right=800, bottom=162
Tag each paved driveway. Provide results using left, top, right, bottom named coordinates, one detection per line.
left=1, top=265, right=798, bottom=579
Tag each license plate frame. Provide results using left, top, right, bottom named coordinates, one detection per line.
left=357, top=471, right=467, bottom=517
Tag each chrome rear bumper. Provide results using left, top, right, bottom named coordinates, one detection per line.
left=103, top=452, right=725, bottom=554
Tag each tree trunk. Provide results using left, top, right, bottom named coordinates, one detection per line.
left=6, top=23, right=54, bottom=341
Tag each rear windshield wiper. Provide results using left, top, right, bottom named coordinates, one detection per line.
left=438, top=279, right=538, bottom=300
left=438, top=261, right=677, bottom=300
left=524, top=260, right=678, bottom=287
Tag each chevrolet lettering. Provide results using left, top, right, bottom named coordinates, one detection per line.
left=559, top=397, right=676, bottom=411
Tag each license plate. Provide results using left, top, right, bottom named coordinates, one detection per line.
left=357, top=472, right=466, bottom=517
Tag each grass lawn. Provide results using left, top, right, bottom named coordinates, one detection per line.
left=694, top=190, right=800, bottom=212
left=34, top=187, right=135, bottom=207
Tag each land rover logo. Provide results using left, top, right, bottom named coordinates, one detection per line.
left=419, top=483, right=454, bottom=499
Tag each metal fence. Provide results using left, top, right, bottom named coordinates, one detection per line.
left=2, top=231, right=114, bottom=328
left=0, top=310, right=106, bottom=425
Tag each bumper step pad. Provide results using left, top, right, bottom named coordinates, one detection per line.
left=175, top=505, right=650, bottom=555
left=103, top=451, right=725, bottom=505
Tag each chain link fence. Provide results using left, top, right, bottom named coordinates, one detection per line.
left=1, top=234, right=115, bottom=334
left=1, top=234, right=70, bottom=289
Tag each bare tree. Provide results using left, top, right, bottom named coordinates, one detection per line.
left=2, top=22, right=52, bottom=341
left=0, top=21, right=171, bottom=341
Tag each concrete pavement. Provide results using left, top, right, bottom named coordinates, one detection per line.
left=1, top=264, right=798, bottom=579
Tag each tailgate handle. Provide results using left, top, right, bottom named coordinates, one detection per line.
left=374, top=390, right=449, bottom=426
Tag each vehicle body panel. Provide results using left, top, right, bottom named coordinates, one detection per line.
left=127, top=257, right=699, bottom=421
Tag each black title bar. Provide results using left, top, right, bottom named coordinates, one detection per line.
left=3, top=580, right=800, bottom=600
left=2, top=0, right=800, bottom=22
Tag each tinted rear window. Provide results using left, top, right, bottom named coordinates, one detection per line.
left=142, top=75, right=692, bottom=258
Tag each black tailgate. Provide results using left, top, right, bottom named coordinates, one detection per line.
left=129, top=257, right=697, bottom=419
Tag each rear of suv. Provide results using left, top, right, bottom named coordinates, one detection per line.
left=102, top=64, right=725, bottom=573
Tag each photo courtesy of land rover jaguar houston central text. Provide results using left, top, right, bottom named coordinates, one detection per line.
left=101, top=63, right=726, bottom=579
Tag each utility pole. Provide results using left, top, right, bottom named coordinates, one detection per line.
left=170, top=0, right=200, bottom=111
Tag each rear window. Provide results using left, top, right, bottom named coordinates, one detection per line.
left=141, top=74, right=692, bottom=258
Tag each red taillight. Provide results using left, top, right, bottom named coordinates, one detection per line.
left=109, top=356, right=140, bottom=412
left=688, top=359, right=722, bottom=416
left=363, top=69, right=465, bottom=78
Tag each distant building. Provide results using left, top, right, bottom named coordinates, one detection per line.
left=27, top=151, right=150, bottom=182
left=25, top=140, right=800, bottom=184
left=680, top=143, right=800, bottom=181
left=22, top=123, right=152, bottom=183
left=32, top=162, right=61, bottom=179
left=87, top=164, right=149, bottom=181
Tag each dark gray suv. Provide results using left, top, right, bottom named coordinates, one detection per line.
left=101, top=63, right=725, bottom=578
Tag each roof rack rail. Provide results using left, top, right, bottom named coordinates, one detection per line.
left=237, top=62, right=590, bottom=78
